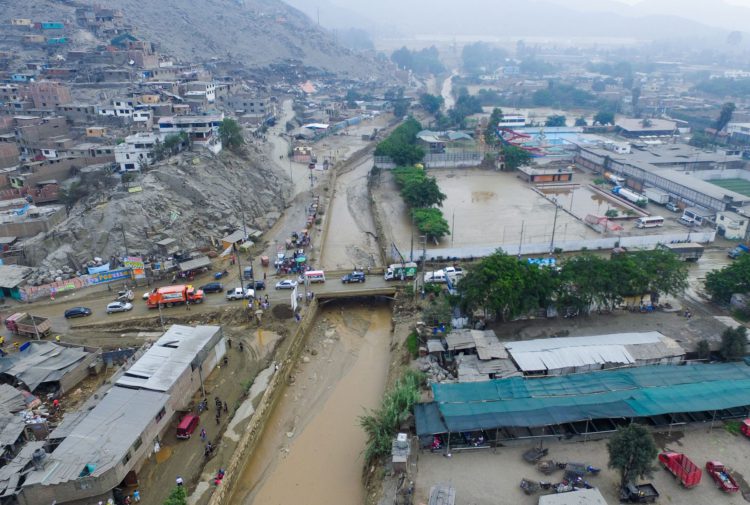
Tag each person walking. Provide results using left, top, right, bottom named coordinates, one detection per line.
left=176, top=476, right=184, bottom=487
left=223, top=401, right=228, bottom=413
left=132, top=490, right=141, bottom=503
left=227, top=337, right=232, bottom=349
left=186, top=300, right=190, bottom=311
left=200, top=428, right=206, bottom=442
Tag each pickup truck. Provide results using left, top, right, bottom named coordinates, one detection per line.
left=226, top=287, right=254, bottom=300
left=706, top=461, right=739, bottom=493
left=620, top=482, right=659, bottom=503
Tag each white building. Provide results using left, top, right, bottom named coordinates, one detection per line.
left=158, top=113, right=223, bottom=154
left=717, top=210, right=749, bottom=240
left=114, top=132, right=162, bottom=172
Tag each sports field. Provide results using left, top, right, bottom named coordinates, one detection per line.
left=708, top=177, right=750, bottom=197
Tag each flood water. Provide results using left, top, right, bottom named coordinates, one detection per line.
left=541, top=186, right=630, bottom=220
left=231, top=303, right=392, bottom=505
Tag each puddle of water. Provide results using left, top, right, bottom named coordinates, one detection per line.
left=471, top=191, right=495, bottom=203
left=232, top=304, right=392, bottom=505
left=542, top=186, right=629, bottom=219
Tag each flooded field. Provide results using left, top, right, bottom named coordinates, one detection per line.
left=541, top=185, right=631, bottom=220
left=230, top=302, right=392, bottom=505
left=379, top=169, right=599, bottom=251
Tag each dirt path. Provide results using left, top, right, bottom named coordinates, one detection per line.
left=230, top=301, right=393, bottom=505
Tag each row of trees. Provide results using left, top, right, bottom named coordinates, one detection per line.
left=374, top=118, right=424, bottom=166
left=392, top=166, right=450, bottom=241
left=419, top=88, right=483, bottom=129
left=457, top=250, right=688, bottom=321
left=391, top=46, right=445, bottom=75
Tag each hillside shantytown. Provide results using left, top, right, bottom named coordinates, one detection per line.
left=0, top=1, right=748, bottom=505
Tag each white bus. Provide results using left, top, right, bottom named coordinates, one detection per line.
left=635, top=216, right=665, bottom=228
left=302, top=270, right=326, bottom=283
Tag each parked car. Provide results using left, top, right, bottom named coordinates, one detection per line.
left=666, top=202, right=679, bottom=212
left=227, top=287, right=255, bottom=300
left=106, top=301, right=133, bottom=314
left=341, top=271, right=366, bottom=284
left=64, top=307, right=92, bottom=319
left=248, top=281, right=265, bottom=291
left=200, top=282, right=224, bottom=294
left=275, top=279, right=298, bottom=290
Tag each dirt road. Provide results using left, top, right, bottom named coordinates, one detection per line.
left=230, top=301, right=393, bottom=505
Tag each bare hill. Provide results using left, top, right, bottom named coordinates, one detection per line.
left=0, top=0, right=382, bottom=77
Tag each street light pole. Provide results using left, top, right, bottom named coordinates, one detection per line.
left=549, top=199, right=559, bottom=255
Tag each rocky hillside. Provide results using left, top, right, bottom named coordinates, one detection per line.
left=0, top=0, right=382, bottom=77
left=25, top=145, right=291, bottom=269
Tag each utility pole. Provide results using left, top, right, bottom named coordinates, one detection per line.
left=121, top=224, right=129, bottom=256
left=517, top=220, right=525, bottom=258
left=549, top=199, right=559, bottom=255
left=451, top=210, right=455, bottom=247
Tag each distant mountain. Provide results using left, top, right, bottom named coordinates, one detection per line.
left=313, top=0, right=732, bottom=41
left=0, top=0, right=384, bottom=77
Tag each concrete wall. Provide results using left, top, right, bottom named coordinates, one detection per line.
left=419, top=230, right=717, bottom=260
left=59, top=351, right=98, bottom=394
left=0, top=206, right=65, bottom=238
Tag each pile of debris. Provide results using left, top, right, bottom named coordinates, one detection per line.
left=415, top=355, right=456, bottom=384
left=24, top=266, right=77, bottom=287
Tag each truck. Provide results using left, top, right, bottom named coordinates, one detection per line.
left=612, top=186, right=648, bottom=207
left=658, top=451, right=702, bottom=488
left=742, top=418, right=750, bottom=438
left=384, top=262, right=418, bottom=281
left=620, top=482, right=660, bottom=503
left=4, top=313, right=51, bottom=339
left=705, top=460, right=739, bottom=493
left=643, top=187, right=670, bottom=205
left=603, top=171, right=625, bottom=185
left=728, top=243, right=749, bottom=259
left=659, top=243, right=704, bottom=262
left=147, top=284, right=204, bottom=308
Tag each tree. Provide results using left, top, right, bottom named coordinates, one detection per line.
left=574, top=116, right=587, bottom=127
left=696, top=339, right=711, bottom=360
left=447, top=90, right=483, bottom=128
left=640, top=118, right=653, bottom=128
left=721, top=326, right=748, bottom=361
left=593, top=111, right=615, bottom=126
left=393, top=167, right=446, bottom=208
left=545, top=115, right=566, bottom=127
left=502, top=144, right=532, bottom=171
left=705, top=254, right=750, bottom=304
left=457, top=251, right=554, bottom=321
left=631, top=87, right=641, bottom=117
left=375, top=118, right=425, bottom=166
left=419, top=93, right=444, bottom=115
left=485, top=107, right=504, bottom=146
left=714, top=102, right=736, bottom=139
left=462, top=42, right=508, bottom=73
left=605, top=209, right=618, bottom=219
left=412, top=208, right=450, bottom=241
left=163, top=485, right=187, bottom=505
left=219, top=118, right=244, bottom=150
left=607, top=424, right=657, bottom=488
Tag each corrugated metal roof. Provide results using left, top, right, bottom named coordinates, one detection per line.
left=115, top=325, right=220, bottom=392
left=0, top=342, right=91, bottom=392
left=23, top=388, right=169, bottom=486
left=0, top=265, right=32, bottom=289
left=538, top=488, right=608, bottom=505
left=506, top=332, right=683, bottom=373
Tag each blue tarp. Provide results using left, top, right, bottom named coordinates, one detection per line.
left=418, top=363, right=750, bottom=434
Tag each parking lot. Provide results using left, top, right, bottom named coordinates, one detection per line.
left=414, top=426, right=750, bottom=505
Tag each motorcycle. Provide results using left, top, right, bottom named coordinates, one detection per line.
left=214, top=270, right=229, bottom=280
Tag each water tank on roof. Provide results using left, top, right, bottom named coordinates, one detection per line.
left=32, top=448, right=47, bottom=470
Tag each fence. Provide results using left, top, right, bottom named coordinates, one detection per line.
left=403, top=230, right=717, bottom=261
left=374, top=151, right=485, bottom=169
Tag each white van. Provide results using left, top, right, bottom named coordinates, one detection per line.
left=302, top=270, right=326, bottom=284
left=424, top=270, right=447, bottom=284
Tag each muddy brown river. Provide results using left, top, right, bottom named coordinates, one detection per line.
left=231, top=302, right=392, bottom=505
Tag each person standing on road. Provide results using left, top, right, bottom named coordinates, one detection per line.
left=132, top=490, right=141, bottom=503
left=223, top=401, right=228, bottom=413
left=186, top=300, right=190, bottom=311
left=200, top=428, right=206, bottom=441
left=176, top=476, right=184, bottom=487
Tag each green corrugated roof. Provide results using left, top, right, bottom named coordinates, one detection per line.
left=421, top=364, right=750, bottom=433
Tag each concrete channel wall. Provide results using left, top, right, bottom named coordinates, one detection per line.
left=209, top=298, right=319, bottom=505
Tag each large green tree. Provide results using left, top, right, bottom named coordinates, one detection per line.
left=393, top=167, right=446, bottom=208
left=705, top=254, right=750, bottom=304
left=714, top=102, right=736, bottom=139
left=219, top=118, right=244, bottom=150
left=375, top=118, right=425, bottom=165
left=545, top=115, right=566, bottom=127
left=721, top=326, right=748, bottom=361
left=502, top=144, right=532, bottom=170
left=594, top=110, right=615, bottom=126
left=607, top=424, right=657, bottom=488
left=419, top=93, right=444, bottom=115
left=412, top=208, right=450, bottom=241
left=485, top=107, right=504, bottom=146
left=458, top=251, right=554, bottom=321
left=163, top=486, right=187, bottom=505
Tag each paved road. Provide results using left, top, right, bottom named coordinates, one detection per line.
left=13, top=269, right=399, bottom=334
